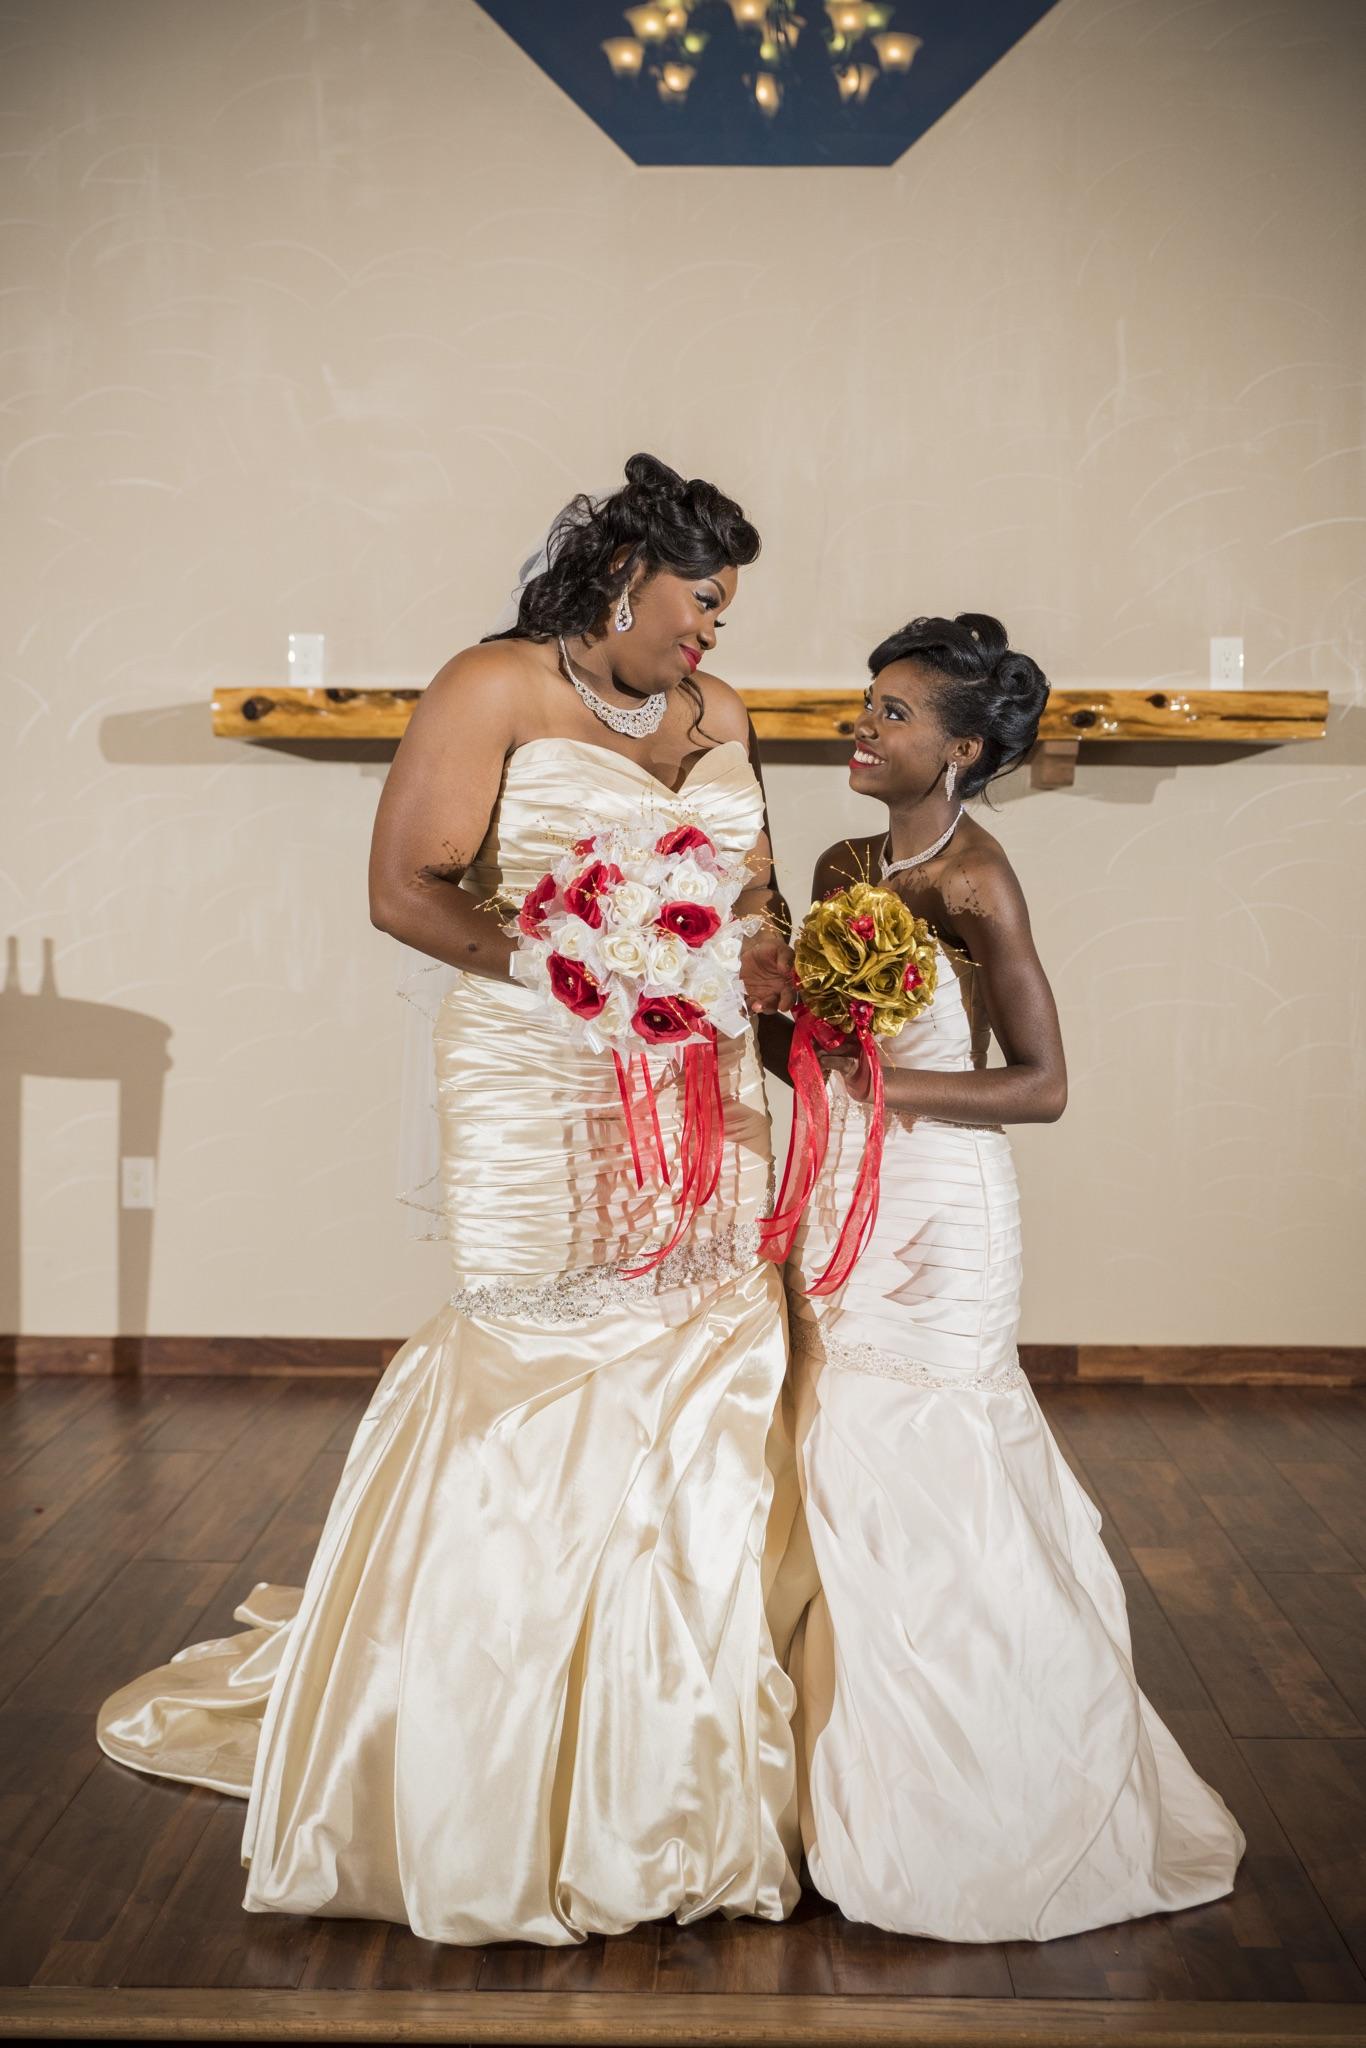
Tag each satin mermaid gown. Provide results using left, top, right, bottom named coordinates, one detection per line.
left=98, top=736, right=801, bottom=1945
left=786, top=940, right=1244, bottom=1943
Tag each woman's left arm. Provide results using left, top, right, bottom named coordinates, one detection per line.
left=832, top=848, right=1067, bottom=1124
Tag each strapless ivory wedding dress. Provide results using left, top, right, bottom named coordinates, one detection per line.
left=787, top=941, right=1244, bottom=1942
left=98, top=737, right=801, bottom=1945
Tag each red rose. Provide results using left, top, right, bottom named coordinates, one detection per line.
left=631, top=993, right=705, bottom=1045
left=518, top=872, right=557, bottom=939
left=572, top=837, right=596, bottom=857
left=547, top=953, right=608, bottom=1021
left=903, top=963, right=922, bottom=992
left=655, top=823, right=715, bottom=859
left=848, top=914, right=876, bottom=942
left=655, top=900, right=721, bottom=949
left=564, top=860, right=624, bottom=929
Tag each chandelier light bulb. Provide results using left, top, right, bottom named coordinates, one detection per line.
left=659, top=61, right=695, bottom=97
left=602, top=35, right=645, bottom=74
left=730, top=0, right=766, bottom=25
left=873, top=30, right=920, bottom=69
left=624, top=4, right=669, bottom=40
left=663, top=4, right=690, bottom=27
left=754, top=69, right=782, bottom=113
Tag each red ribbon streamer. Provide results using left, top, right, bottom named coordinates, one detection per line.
left=620, top=1030, right=724, bottom=1279
left=758, top=1006, right=840, bottom=1266
left=806, top=1006, right=885, bottom=1296
left=613, top=1051, right=671, bottom=1192
left=760, top=1001, right=886, bottom=1293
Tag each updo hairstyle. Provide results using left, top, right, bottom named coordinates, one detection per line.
left=868, top=613, right=1049, bottom=795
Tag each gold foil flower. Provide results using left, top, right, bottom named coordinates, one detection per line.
left=794, top=880, right=938, bottom=1040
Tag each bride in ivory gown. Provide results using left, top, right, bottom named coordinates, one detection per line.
left=768, top=613, right=1244, bottom=1943
left=97, top=454, right=804, bottom=1945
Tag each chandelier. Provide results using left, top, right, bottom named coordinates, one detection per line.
left=602, top=1, right=922, bottom=117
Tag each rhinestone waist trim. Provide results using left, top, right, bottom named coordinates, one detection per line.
left=792, top=1319, right=1026, bottom=1393
left=449, top=1221, right=761, bottom=1325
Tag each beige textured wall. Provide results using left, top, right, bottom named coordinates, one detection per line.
left=3, top=0, right=1363, bottom=1343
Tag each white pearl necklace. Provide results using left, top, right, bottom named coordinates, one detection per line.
left=558, top=636, right=668, bottom=739
left=879, top=809, right=964, bottom=879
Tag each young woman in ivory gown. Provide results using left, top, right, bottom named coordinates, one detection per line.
left=97, top=455, right=806, bottom=1945
left=775, top=613, right=1244, bottom=1943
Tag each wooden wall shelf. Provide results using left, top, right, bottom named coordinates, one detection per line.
left=211, top=685, right=1328, bottom=787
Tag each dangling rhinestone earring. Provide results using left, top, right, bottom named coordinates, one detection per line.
left=614, top=586, right=633, bottom=633
left=945, top=760, right=958, bottom=801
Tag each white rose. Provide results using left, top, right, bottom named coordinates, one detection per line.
left=601, top=928, right=651, bottom=978
left=647, top=933, right=689, bottom=990
left=609, top=880, right=654, bottom=927
left=710, top=928, right=744, bottom=972
left=553, top=921, right=587, bottom=960
left=597, top=990, right=634, bottom=1041
left=667, top=857, right=717, bottom=904
left=687, top=969, right=726, bottom=1011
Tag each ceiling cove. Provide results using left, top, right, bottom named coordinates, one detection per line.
left=472, top=0, right=1060, bottom=168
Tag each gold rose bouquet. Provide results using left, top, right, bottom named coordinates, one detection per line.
left=761, top=880, right=938, bottom=1292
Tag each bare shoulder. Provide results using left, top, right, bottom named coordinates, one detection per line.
left=937, top=818, right=1030, bottom=928
left=692, top=668, right=751, bottom=747
left=412, top=638, right=549, bottom=741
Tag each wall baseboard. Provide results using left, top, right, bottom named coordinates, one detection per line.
left=1, top=1335, right=1362, bottom=1386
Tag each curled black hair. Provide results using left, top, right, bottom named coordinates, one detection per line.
left=868, top=612, right=1050, bottom=797
left=488, top=452, right=760, bottom=647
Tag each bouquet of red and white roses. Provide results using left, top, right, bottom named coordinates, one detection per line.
left=511, top=819, right=755, bottom=1053
left=508, top=819, right=761, bottom=1273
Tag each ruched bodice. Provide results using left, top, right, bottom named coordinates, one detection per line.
left=437, top=737, right=772, bottom=1297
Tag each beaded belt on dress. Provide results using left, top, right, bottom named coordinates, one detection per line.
left=790, top=1317, right=1025, bottom=1394
left=448, top=1221, right=760, bottom=1325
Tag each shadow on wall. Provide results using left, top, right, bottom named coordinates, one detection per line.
left=0, top=938, right=172, bottom=1369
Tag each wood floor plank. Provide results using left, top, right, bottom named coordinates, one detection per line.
left=298, top=1919, right=484, bottom=1991
left=137, top=1376, right=290, bottom=1455
left=1138, top=1395, right=1357, bottom=1574
left=9, top=1556, right=237, bottom=1714
left=178, top=1447, right=348, bottom=1646
left=0, top=1451, right=217, bottom=1709
left=6, top=1766, right=220, bottom=1990
left=0, top=1381, right=105, bottom=1478
left=1077, top=1458, right=1246, bottom=1571
left=1041, top=1423, right=1138, bottom=1573
left=139, top=1381, right=363, bottom=1565
left=119, top=1797, right=307, bottom=1989
left=655, top=1901, right=836, bottom=1994
left=0, top=1708, right=103, bottom=1905
left=478, top=1924, right=659, bottom=1993
left=1276, top=1465, right=1366, bottom=1570
left=1258, top=1575, right=1366, bottom=1725
left=1137, top=1554, right=1361, bottom=1739
left=1038, top=1386, right=1173, bottom=1464
left=1192, top=1389, right=1366, bottom=1469
left=1240, top=1738, right=1366, bottom=1978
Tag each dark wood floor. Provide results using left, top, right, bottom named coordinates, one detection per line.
left=0, top=1374, right=1364, bottom=2041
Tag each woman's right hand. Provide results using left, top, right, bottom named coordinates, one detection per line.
left=740, top=928, right=796, bottom=1016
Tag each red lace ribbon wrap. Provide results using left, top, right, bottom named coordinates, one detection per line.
left=617, top=1033, right=725, bottom=1280
left=760, top=1000, right=886, bottom=1295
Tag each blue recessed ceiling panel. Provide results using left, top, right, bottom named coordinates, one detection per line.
left=473, top=1, right=1060, bottom=168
